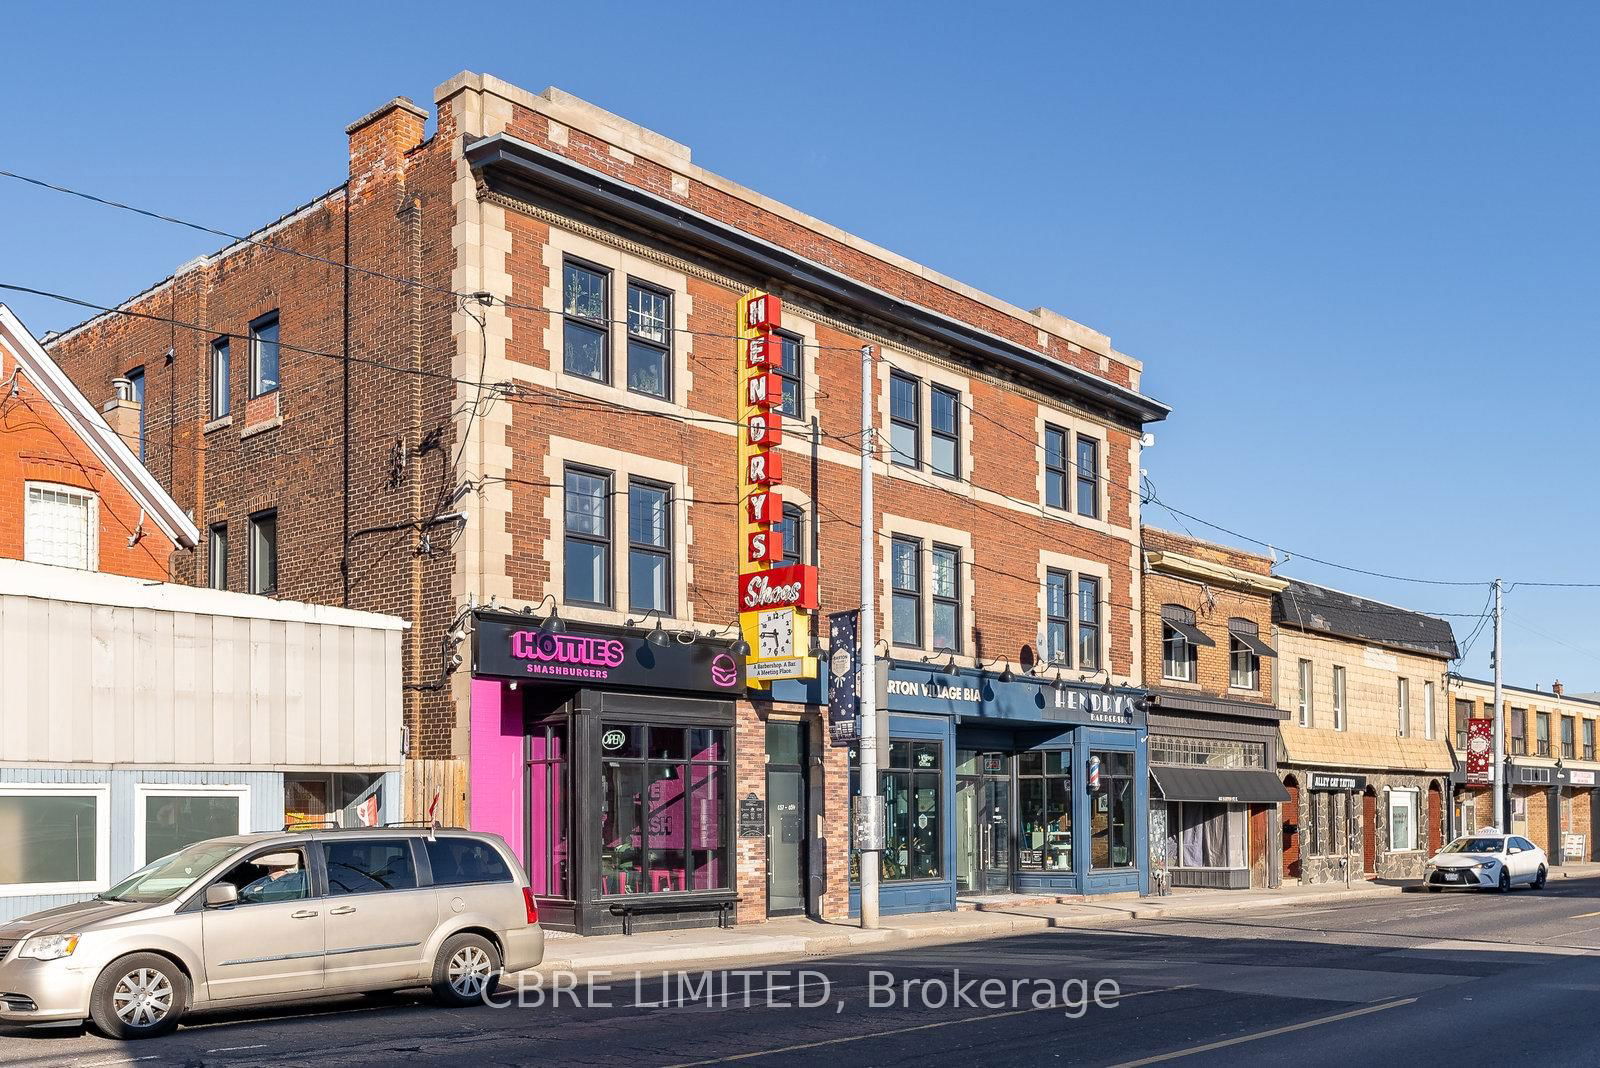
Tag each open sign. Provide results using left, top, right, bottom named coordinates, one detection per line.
left=601, top=729, right=627, bottom=752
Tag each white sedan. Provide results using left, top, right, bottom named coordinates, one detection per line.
left=1424, top=832, right=1548, bottom=892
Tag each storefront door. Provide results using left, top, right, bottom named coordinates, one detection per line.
left=765, top=722, right=808, bottom=917
left=956, top=751, right=1011, bottom=894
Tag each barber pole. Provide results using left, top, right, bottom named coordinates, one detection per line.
left=1088, top=754, right=1102, bottom=793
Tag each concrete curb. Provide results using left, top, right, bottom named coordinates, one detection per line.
left=528, top=885, right=1413, bottom=974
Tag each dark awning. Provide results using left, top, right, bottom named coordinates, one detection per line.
left=1230, top=629, right=1277, bottom=658
left=1150, top=765, right=1291, bottom=804
left=1165, top=619, right=1215, bottom=648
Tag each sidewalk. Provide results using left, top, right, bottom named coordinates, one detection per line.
left=530, top=878, right=1402, bottom=975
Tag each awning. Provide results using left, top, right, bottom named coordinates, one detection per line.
left=1230, top=629, right=1277, bottom=658
left=1150, top=765, right=1291, bottom=804
left=1165, top=619, right=1215, bottom=648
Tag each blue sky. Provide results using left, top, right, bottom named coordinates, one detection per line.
left=4, top=3, right=1596, bottom=687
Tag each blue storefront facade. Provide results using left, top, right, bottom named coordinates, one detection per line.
left=850, top=663, right=1150, bottom=916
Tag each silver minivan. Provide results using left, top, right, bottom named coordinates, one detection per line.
left=0, top=826, right=543, bottom=1038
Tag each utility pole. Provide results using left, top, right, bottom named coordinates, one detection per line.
left=858, top=343, right=880, bottom=930
left=1492, top=577, right=1505, bottom=829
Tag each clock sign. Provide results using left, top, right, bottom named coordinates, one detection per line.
left=758, top=607, right=797, bottom=660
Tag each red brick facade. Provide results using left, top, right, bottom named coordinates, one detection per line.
left=45, top=74, right=1164, bottom=924
left=0, top=357, right=178, bottom=579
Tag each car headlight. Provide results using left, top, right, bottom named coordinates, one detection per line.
left=18, top=934, right=80, bottom=960
left=1473, top=861, right=1496, bottom=870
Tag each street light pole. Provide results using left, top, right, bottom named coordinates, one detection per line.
left=858, top=344, right=880, bottom=930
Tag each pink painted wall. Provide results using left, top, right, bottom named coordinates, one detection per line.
left=469, top=678, right=524, bottom=865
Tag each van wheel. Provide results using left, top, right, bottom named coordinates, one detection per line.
left=89, top=953, right=188, bottom=1039
left=431, top=933, right=500, bottom=1007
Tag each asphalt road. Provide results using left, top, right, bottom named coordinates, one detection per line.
left=10, top=878, right=1600, bottom=1067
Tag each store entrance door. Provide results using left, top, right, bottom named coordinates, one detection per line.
left=956, top=751, right=1012, bottom=894
left=765, top=721, right=808, bottom=917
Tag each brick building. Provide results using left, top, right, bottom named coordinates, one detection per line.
left=0, top=306, right=405, bottom=923
left=1273, top=580, right=1457, bottom=884
left=45, top=72, right=1168, bottom=930
left=1141, top=528, right=1290, bottom=890
left=1448, top=677, right=1600, bottom=863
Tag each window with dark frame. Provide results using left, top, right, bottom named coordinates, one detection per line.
left=126, top=367, right=146, bottom=459
left=562, top=260, right=609, bottom=382
left=563, top=466, right=611, bottom=606
left=1044, top=425, right=1069, bottom=509
left=1075, top=435, right=1099, bottom=518
left=1228, top=619, right=1260, bottom=690
left=930, top=544, right=960, bottom=652
left=1537, top=711, right=1551, bottom=757
left=208, top=522, right=228, bottom=591
left=891, top=536, right=922, bottom=647
left=1562, top=715, right=1576, bottom=759
left=597, top=724, right=729, bottom=895
left=248, top=312, right=280, bottom=397
left=1045, top=569, right=1070, bottom=666
left=1078, top=575, right=1101, bottom=670
left=889, top=372, right=920, bottom=468
left=1161, top=605, right=1198, bottom=682
left=1511, top=707, right=1526, bottom=755
left=626, top=480, right=671, bottom=615
left=210, top=338, right=230, bottom=420
left=777, top=503, right=804, bottom=568
left=248, top=510, right=277, bottom=595
left=1017, top=751, right=1072, bottom=871
left=774, top=330, right=803, bottom=418
left=1090, top=750, right=1135, bottom=869
left=525, top=721, right=570, bottom=897
left=850, top=741, right=942, bottom=883
left=625, top=280, right=670, bottom=398
left=1456, top=699, right=1472, bottom=750
left=929, top=386, right=959, bottom=478
left=1585, top=719, right=1595, bottom=761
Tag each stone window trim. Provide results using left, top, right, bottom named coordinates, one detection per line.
left=879, top=515, right=973, bottom=662
left=1035, top=550, right=1115, bottom=682
left=1032, top=402, right=1125, bottom=538
left=874, top=348, right=974, bottom=487
left=538, top=226, right=696, bottom=416
left=541, top=436, right=694, bottom=632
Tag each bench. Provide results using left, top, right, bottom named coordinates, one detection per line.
left=608, top=895, right=739, bottom=936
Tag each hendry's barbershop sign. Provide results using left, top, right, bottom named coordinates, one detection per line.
left=884, top=665, right=1146, bottom=729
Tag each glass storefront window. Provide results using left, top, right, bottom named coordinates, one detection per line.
left=851, top=741, right=943, bottom=883
left=1018, top=751, right=1072, bottom=871
left=599, top=723, right=729, bottom=896
left=528, top=722, right=570, bottom=897
left=1091, top=751, right=1135, bottom=869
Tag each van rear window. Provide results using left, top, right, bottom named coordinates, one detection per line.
left=427, top=837, right=514, bottom=886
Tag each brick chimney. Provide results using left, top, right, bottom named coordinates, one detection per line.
left=1554, top=680, right=1564, bottom=697
left=102, top=377, right=141, bottom=451
left=347, top=97, right=428, bottom=198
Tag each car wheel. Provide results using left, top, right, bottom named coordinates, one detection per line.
left=431, top=932, right=501, bottom=1007
left=1497, top=868, right=1511, bottom=893
left=89, top=953, right=188, bottom=1039
left=1534, top=865, right=1548, bottom=889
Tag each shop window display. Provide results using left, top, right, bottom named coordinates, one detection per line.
left=598, top=725, right=728, bottom=895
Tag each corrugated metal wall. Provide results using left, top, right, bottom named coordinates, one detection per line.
left=0, top=594, right=404, bottom=768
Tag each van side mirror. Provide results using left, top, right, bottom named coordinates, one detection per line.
left=205, top=883, right=239, bottom=909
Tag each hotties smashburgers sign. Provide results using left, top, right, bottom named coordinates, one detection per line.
left=737, top=291, right=818, bottom=685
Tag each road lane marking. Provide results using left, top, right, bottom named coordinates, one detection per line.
left=207, top=1044, right=269, bottom=1052
left=1106, top=996, right=1418, bottom=1066
left=76, top=1058, right=159, bottom=1067
left=660, top=983, right=1196, bottom=1066
left=1570, top=910, right=1600, bottom=918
